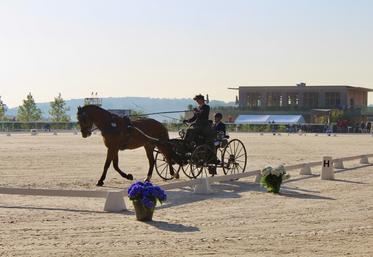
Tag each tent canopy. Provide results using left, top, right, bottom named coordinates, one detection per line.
left=235, top=114, right=305, bottom=124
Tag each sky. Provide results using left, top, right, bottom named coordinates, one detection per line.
left=0, top=0, right=373, bottom=108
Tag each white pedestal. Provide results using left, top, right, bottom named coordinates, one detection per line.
left=333, top=159, right=344, bottom=169
left=104, top=192, right=127, bottom=212
left=194, top=178, right=213, bottom=194
left=300, top=165, right=312, bottom=175
left=254, top=173, right=262, bottom=183
left=321, top=156, right=334, bottom=180
left=360, top=155, right=369, bottom=164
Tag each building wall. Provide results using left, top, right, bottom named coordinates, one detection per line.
left=347, top=89, right=367, bottom=109
left=238, top=86, right=368, bottom=110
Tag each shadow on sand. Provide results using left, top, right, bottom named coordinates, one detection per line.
left=158, top=180, right=265, bottom=210
left=279, top=187, right=336, bottom=200
left=0, top=204, right=131, bottom=214
left=145, top=220, right=200, bottom=232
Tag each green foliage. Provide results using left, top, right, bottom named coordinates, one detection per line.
left=49, top=93, right=70, bottom=122
left=17, top=93, right=42, bottom=122
left=260, top=174, right=283, bottom=194
left=0, top=96, right=6, bottom=120
left=131, top=110, right=145, bottom=119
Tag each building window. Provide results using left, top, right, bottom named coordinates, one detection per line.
left=350, top=98, right=354, bottom=108
left=287, top=93, right=299, bottom=106
left=246, top=93, right=262, bottom=108
left=266, top=93, right=281, bottom=107
left=325, top=92, right=341, bottom=108
left=303, top=92, right=319, bottom=107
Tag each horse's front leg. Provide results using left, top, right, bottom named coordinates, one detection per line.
left=97, top=148, right=113, bottom=186
left=144, top=145, right=156, bottom=182
left=112, top=151, right=133, bottom=181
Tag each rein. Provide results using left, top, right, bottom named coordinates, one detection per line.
left=131, top=126, right=160, bottom=142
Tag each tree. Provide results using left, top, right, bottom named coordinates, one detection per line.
left=49, top=93, right=70, bottom=122
left=17, top=93, right=42, bottom=121
left=0, top=96, right=6, bottom=120
left=131, top=110, right=145, bottom=119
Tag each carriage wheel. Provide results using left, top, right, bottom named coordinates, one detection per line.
left=154, top=149, right=181, bottom=180
left=222, top=139, right=247, bottom=175
left=181, top=163, right=203, bottom=179
left=189, top=145, right=216, bottom=178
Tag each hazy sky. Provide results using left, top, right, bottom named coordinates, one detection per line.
left=1, top=0, right=372, bottom=107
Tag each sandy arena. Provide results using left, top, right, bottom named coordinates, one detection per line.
left=0, top=132, right=372, bottom=256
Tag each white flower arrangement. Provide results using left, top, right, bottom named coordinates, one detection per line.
left=261, top=165, right=289, bottom=180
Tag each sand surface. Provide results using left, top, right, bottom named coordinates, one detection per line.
left=0, top=132, right=372, bottom=256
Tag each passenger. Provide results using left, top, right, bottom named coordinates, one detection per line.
left=213, top=112, right=226, bottom=139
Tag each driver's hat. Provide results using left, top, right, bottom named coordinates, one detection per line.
left=193, top=94, right=205, bottom=101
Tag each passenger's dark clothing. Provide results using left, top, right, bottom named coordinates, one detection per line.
left=186, top=104, right=210, bottom=127
left=213, top=121, right=226, bottom=136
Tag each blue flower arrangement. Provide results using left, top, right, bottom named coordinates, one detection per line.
left=128, top=181, right=167, bottom=209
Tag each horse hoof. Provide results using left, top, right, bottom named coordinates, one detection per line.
left=144, top=177, right=151, bottom=182
left=126, top=174, right=133, bottom=180
left=96, top=181, right=104, bottom=187
left=174, top=173, right=180, bottom=179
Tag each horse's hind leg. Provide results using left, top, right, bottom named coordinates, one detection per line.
left=113, top=152, right=133, bottom=181
left=144, top=145, right=156, bottom=182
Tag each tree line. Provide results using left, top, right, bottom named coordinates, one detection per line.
left=0, top=93, right=70, bottom=122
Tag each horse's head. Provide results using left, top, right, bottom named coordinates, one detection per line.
left=77, top=106, right=94, bottom=138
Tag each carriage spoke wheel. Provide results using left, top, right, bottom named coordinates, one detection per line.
left=181, top=162, right=203, bottom=179
left=154, top=149, right=181, bottom=180
left=222, top=139, right=247, bottom=175
left=190, top=145, right=215, bottom=178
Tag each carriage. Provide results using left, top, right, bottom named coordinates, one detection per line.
left=153, top=126, right=248, bottom=180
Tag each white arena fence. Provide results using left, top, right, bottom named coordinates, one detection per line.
left=0, top=154, right=372, bottom=212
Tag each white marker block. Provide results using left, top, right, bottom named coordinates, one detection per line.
left=254, top=173, right=262, bottom=183
left=333, top=159, right=344, bottom=169
left=321, top=156, right=334, bottom=180
left=194, top=178, right=213, bottom=194
left=300, top=165, right=312, bottom=175
left=30, top=129, right=37, bottom=136
left=104, top=192, right=127, bottom=212
left=360, top=155, right=369, bottom=164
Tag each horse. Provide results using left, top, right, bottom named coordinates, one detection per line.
left=77, top=105, right=175, bottom=186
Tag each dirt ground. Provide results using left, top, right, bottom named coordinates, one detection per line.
left=0, top=132, right=372, bottom=256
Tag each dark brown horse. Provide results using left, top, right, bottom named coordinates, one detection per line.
left=77, top=105, right=174, bottom=186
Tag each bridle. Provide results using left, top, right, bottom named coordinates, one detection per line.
left=77, top=108, right=98, bottom=136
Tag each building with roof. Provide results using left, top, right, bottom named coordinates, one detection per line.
left=221, top=83, right=373, bottom=123
left=236, top=83, right=371, bottom=110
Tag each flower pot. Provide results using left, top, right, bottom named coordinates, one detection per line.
left=262, top=174, right=282, bottom=194
left=133, top=200, right=154, bottom=221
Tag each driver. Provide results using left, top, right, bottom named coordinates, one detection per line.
left=183, top=94, right=214, bottom=147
